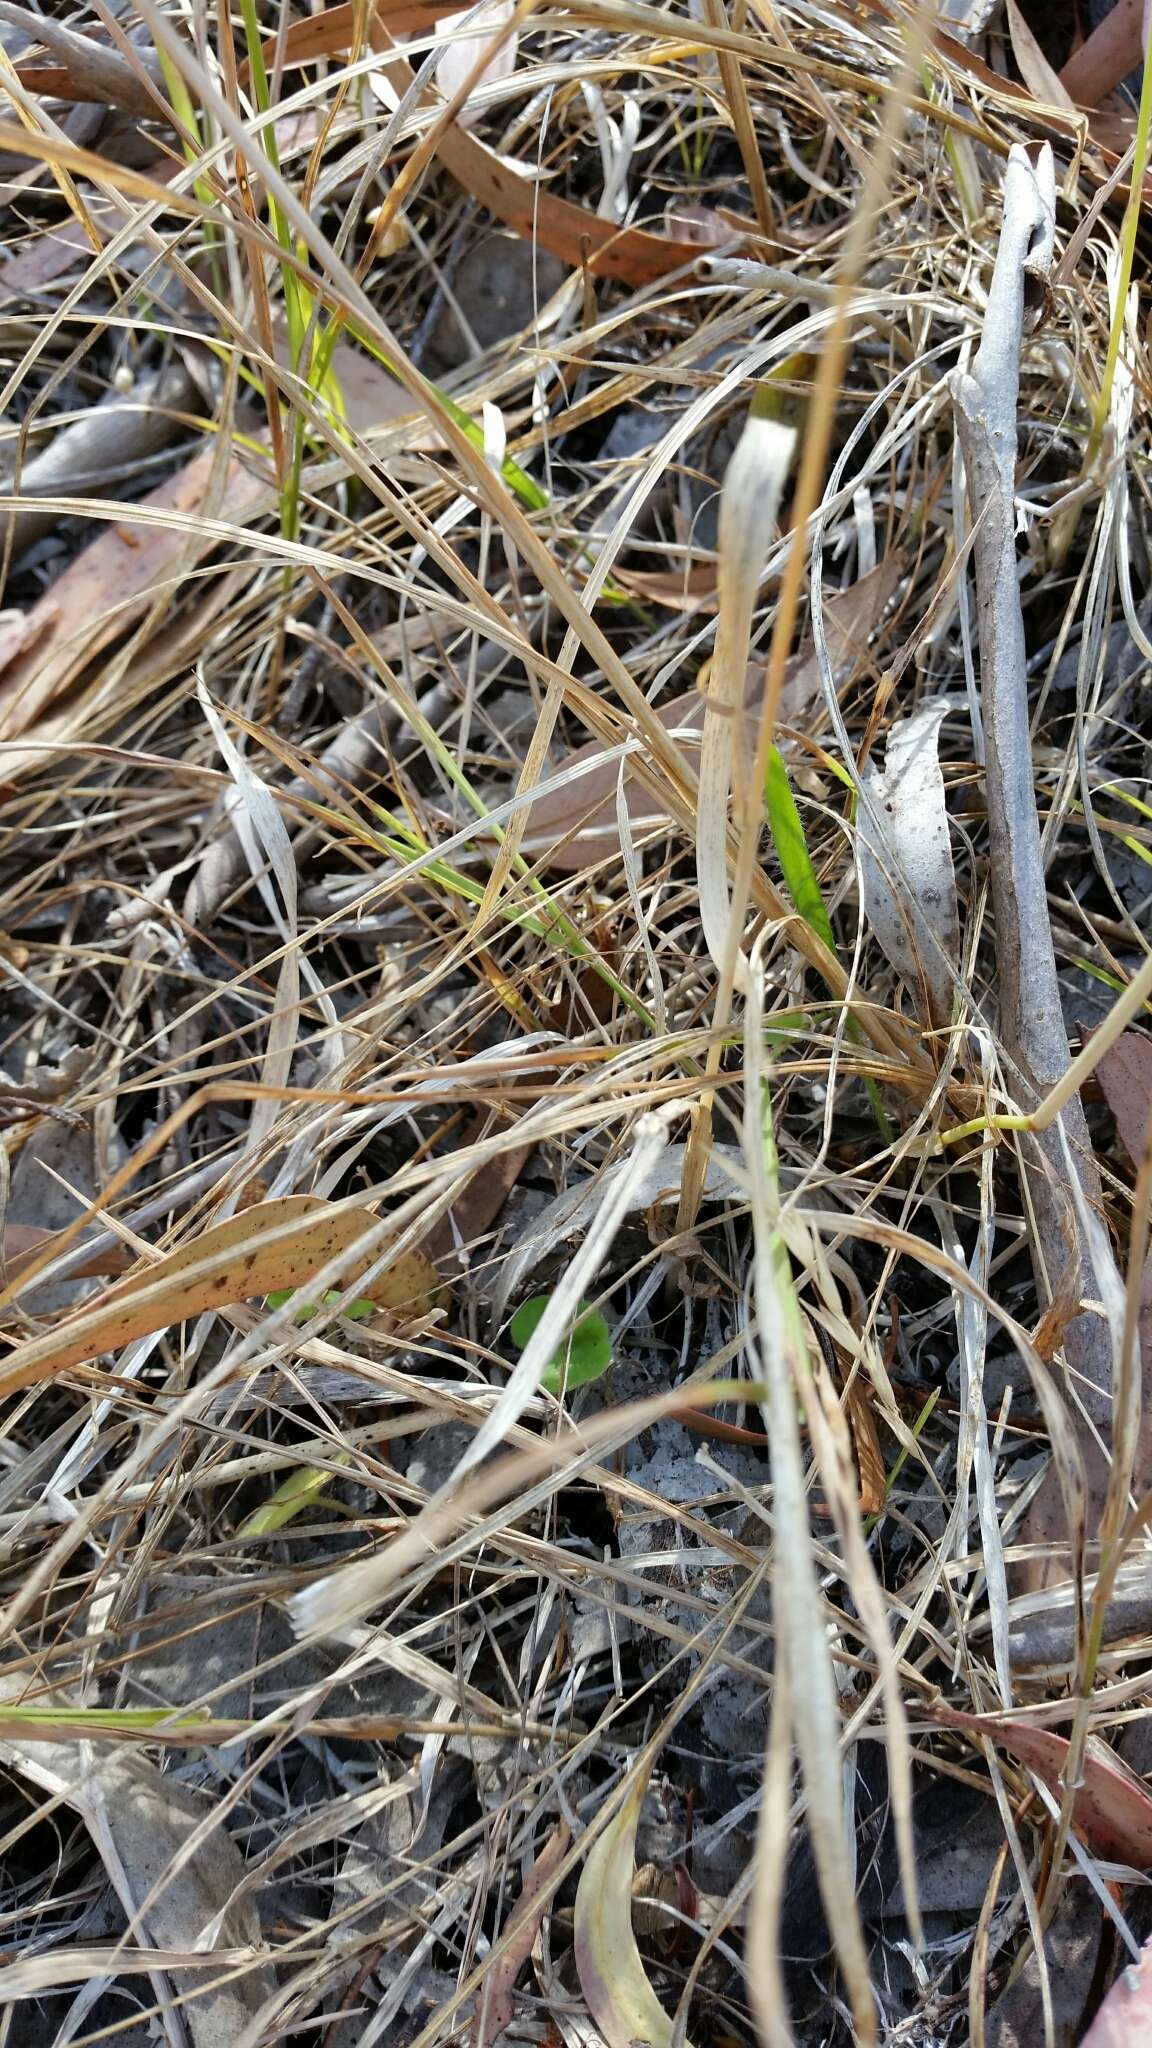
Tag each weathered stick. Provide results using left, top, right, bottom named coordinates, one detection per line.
left=953, top=144, right=1115, bottom=1427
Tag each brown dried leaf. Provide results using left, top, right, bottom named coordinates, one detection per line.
left=1060, top=0, right=1144, bottom=106
left=845, top=1375, right=887, bottom=1516
left=6, top=561, right=247, bottom=783
left=1096, top=1030, right=1152, bottom=1169
left=0, top=441, right=273, bottom=751
left=473, top=1821, right=571, bottom=2048
left=252, top=0, right=445, bottom=78
left=0, top=1195, right=438, bottom=1398
left=609, top=560, right=719, bottom=612
left=932, top=1702, right=1152, bottom=1866
left=3, top=1223, right=132, bottom=1285
left=375, top=36, right=728, bottom=284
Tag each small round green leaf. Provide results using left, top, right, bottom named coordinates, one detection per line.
left=509, top=1295, right=613, bottom=1395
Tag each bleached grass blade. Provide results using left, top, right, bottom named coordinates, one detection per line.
left=743, top=948, right=876, bottom=2046
left=697, top=406, right=795, bottom=987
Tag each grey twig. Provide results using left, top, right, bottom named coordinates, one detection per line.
left=0, top=361, right=196, bottom=558
left=0, top=0, right=165, bottom=117
left=953, top=143, right=1115, bottom=1426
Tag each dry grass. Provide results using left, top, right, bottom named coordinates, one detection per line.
left=0, top=1, right=1150, bottom=2044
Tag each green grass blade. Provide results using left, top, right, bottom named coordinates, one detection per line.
left=765, top=744, right=836, bottom=948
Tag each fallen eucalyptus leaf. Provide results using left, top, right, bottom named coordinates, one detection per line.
left=574, top=1754, right=691, bottom=2048
left=932, top=1701, right=1152, bottom=1866
left=0, top=1195, right=438, bottom=1399
left=473, top=1820, right=571, bottom=2048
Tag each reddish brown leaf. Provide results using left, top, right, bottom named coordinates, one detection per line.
left=3, top=1225, right=132, bottom=1286
left=472, top=1821, right=571, bottom=2048
left=845, top=1377, right=887, bottom=1517
left=252, top=0, right=445, bottom=78
left=425, top=111, right=727, bottom=285
left=1060, top=0, right=1144, bottom=107
left=1097, top=1031, right=1152, bottom=1169
left=0, top=213, right=104, bottom=299
left=426, top=1131, right=533, bottom=1277
left=610, top=561, right=719, bottom=612
left=932, top=1702, right=1152, bottom=1867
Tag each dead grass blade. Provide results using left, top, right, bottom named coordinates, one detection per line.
left=742, top=952, right=876, bottom=2046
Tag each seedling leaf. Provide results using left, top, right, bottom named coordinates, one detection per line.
left=510, top=1295, right=612, bottom=1395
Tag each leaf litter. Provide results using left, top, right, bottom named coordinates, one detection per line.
left=2, top=0, right=1152, bottom=2044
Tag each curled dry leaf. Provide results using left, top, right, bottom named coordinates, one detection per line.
left=859, top=697, right=959, bottom=1030
left=932, top=1701, right=1152, bottom=1867
left=574, top=1754, right=691, bottom=2048
left=0, top=1195, right=438, bottom=1399
left=0, top=1696, right=275, bottom=2048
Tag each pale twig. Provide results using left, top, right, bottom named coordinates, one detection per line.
left=953, top=143, right=1117, bottom=1427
